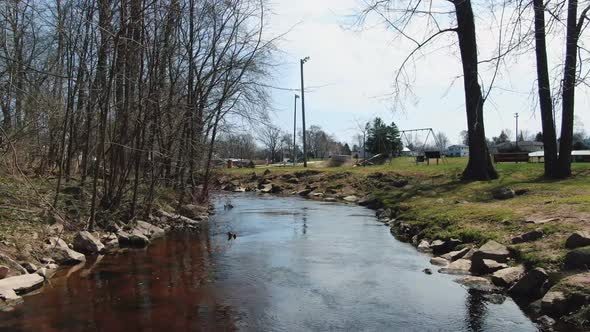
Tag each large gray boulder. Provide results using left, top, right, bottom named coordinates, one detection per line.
left=491, top=266, right=525, bottom=287
left=46, top=237, right=86, bottom=265
left=73, top=231, right=105, bottom=254
left=0, top=273, right=44, bottom=295
left=565, top=231, right=590, bottom=249
left=509, top=268, right=548, bottom=299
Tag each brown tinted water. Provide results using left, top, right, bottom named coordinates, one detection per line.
left=0, top=194, right=539, bottom=331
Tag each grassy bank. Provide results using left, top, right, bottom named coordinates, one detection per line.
left=225, top=157, right=590, bottom=270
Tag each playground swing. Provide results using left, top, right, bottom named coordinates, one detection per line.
left=400, top=128, right=446, bottom=165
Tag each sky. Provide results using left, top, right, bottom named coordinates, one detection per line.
left=262, top=0, right=590, bottom=146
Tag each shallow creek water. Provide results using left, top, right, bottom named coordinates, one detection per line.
left=0, top=194, right=538, bottom=331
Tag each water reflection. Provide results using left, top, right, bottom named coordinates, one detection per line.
left=0, top=194, right=539, bottom=332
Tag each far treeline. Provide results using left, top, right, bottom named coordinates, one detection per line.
left=360, top=0, right=590, bottom=180
left=0, top=0, right=274, bottom=229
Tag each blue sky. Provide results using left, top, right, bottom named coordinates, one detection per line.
left=262, top=0, right=590, bottom=145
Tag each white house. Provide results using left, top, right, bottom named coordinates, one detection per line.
left=445, top=145, right=469, bottom=157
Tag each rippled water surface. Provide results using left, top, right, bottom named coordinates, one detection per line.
left=0, top=194, right=538, bottom=331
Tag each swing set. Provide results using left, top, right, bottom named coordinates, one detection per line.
left=400, top=128, right=447, bottom=165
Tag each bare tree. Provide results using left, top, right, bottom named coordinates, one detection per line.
left=360, top=0, right=498, bottom=180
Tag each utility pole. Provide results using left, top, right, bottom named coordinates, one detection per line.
left=515, top=112, right=519, bottom=148
left=293, top=94, right=299, bottom=167
left=300, top=57, right=310, bottom=168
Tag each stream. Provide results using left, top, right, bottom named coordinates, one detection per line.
left=0, top=194, right=538, bottom=331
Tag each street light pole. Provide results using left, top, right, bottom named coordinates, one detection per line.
left=300, top=56, right=310, bottom=168
left=293, top=94, right=299, bottom=167
left=515, top=112, right=519, bottom=148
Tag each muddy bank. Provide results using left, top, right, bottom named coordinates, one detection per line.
left=222, top=169, right=590, bottom=331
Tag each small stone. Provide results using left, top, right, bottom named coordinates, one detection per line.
left=430, top=257, right=449, bottom=266
left=423, top=268, right=432, bottom=275
left=441, top=247, right=472, bottom=261
left=439, top=259, right=472, bottom=275
left=491, top=266, right=526, bottom=287
left=456, top=276, right=498, bottom=292
left=0, top=266, right=9, bottom=279
left=511, top=230, right=544, bottom=244
left=39, top=257, right=55, bottom=265
left=297, top=189, right=312, bottom=197
left=536, top=315, right=555, bottom=328
left=430, top=239, right=461, bottom=255
left=565, top=231, right=590, bottom=249
left=117, top=230, right=150, bottom=248
left=417, top=240, right=431, bottom=253
left=20, top=262, right=38, bottom=274
left=343, top=195, right=359, bottom=202
left=477, top=259, right=508, bottom=274
left=493, top=188, right=515, bottom=200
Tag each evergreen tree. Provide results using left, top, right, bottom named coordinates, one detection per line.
left=365, top=118, right=402, bottom=156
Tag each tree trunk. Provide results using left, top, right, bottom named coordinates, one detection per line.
left=556, top=0, right=580, bottom=178
left=533, top=0, right=559, bottom=178
left=454, top=0, right=498, bottom=181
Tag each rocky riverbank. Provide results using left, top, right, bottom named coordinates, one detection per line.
left=0, top=202, right=211, bottom=312
left=221, top=168, right=590, bottom=331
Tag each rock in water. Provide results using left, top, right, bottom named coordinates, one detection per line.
left=73, top=231, right=105, bottom=254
